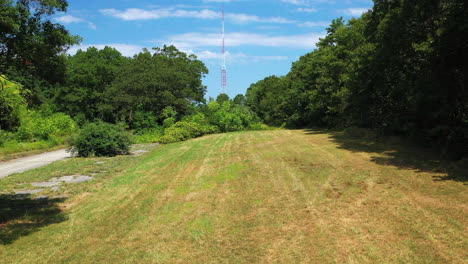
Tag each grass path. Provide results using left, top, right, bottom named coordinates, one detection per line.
left=1, top=130, right=466, bottom=263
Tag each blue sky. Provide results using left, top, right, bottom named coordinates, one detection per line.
left=55, top=0, right=372, bottom=99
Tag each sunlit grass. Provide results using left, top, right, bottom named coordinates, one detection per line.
left=0, top=130, right=466, bottom=263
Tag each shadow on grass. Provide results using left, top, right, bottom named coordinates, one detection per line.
left=0, top=194, right=67, bottom=245
left=304, top=129, right=468, bottom=184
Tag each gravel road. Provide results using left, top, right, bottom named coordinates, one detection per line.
left=0, top=149, right=71, bottom=179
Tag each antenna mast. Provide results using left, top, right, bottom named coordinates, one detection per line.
left=221, top=4, right=227, bottom=94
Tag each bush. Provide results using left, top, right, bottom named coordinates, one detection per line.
left=70, top=121, right=133, bottom=157
left=161, top=106, right=177, bottom=128
left=0, top=130, right=11, bottom=147
left=16, top=111, right=76, bottom=141
left=159, top=121, right=217, bottom=144
left=0, top=75, right=28, bottom=131
left=132, top=111, right=158, bottom=130
left=134, top=127, right=164, bottom=143
left=249, top=123, right=275, bottom=131
left=204, top=101, right=260, bottom=133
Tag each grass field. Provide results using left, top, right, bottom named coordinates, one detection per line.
left=0, top=130, right=466, bottom=263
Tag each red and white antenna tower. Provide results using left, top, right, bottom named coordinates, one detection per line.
left=221, top=4, right=227, bottom=94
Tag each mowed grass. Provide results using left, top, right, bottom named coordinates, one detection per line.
left=0, top=130, right=467, bottom=263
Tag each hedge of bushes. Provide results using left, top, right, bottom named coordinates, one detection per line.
left=16, top=112, right=76, bottom=141
left=159, top=121, right=218, bottom=144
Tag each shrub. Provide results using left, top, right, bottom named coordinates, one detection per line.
left=204, top=101, right=260, bottom=133
left=0, top=130, right=11, bottom=147
left=134, top=127, right=164, bottom=143
left=182, top=112, right=208, bottom=124
left=0, top=75, right=28, bottom=131
left=16, top=111, right=76, bottom=141
left=162, top=117, right=176, bottom=128
left=132, top=111, right=158, bottom=130
left=161, top=106, right=177, bottom=128
left=159, top=121, right=217, bottom=144
left=249, top=123, right=275, bottom=131
left=70, top=121, right=133, bottom=157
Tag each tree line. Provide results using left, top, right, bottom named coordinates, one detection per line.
left=1, top=0, right=466, bottom=158
left=0, top=0, right=261, bottom=152
left=246, top=0, right=467, bottom=159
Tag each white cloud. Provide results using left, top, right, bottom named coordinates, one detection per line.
left=100, top=8, right=217, bottom=20
left=341, top=8, right=369, bottom=16
left=296, top=7, right=317, bottom=12
left=55, top=15, right=84, bottom=23
left=87, top=23, right=97, bottom=30
left=227, top=13, right=294, bottom=24
left=157, top=32, right=324, bottom=49
left=298, top=21, right=329, bottom=27
left=184, top=50, right=289, bottom=64
left=54, top=15, right=96, bottom=30
left=281, top=0, right=308, bottom=5
left=100, top=8, right=295, bottom=24
left=67, top=44, right=288, bottom=64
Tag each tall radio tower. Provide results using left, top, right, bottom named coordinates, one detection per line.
left=221, top=4, right=227, bottom=94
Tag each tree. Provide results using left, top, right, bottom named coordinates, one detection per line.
left=233, top=94, right=246, bottom=106
left=0, top=75, right=28, bottom=130
left=216, top=93, right=230, bottom=104
left=246, top=75, right=292, bottom=126
left=245, top=0, right=468, bottom=158
left=0, top=0, right=80, bottom=104
left=54, top=46, right=128, bottom=123
left=108, top=45, right=208, bottom=128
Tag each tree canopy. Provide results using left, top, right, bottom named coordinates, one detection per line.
left=107, top=45, right=208, bottom=127
left=246, top=0, right=468, bottom=158
left=0, top=0, right=80, bottom=104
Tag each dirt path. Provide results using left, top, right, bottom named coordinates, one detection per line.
left=0, top=149, right=71, bottom=179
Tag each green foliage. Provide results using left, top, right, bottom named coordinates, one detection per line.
left=70, top=121, right=133, bottom=157
left=132, top=111, right=158, bottom=131
left=246, top=0, right=468, bottom=158
left=246, top=75, right=294, bottom=127
left=203, top=100, right=259, bottom=133
left=0, top=0, right=80, bottom=105
left=133, top=127, right=164, bottom=144
left=161, top=106, right=177, bottom=119
left=0, top=75, right=28, bottom=131
left=182, top=112, right=210, bottom=125
left=162, top=117, right=176, bottom=129
left=216, top=93, right=230, bottom=104
left=159, top=121, right=217, bottom=144
left=16, top=111, right=76, bottom=141
left=161, top=106, right=178, bottom=128
left=0, top=130, right=10, bottom=147
left=233, top=94, right=247, bottom=106
left=248, top=123, right=276, bottom=131
left=108, top=46, right=208, bottom=125
left=54, top=46, right=127, bottom=123
left=159, top=101, right=262, bottom=144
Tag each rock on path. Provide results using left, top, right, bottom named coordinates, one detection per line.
left=0, top=149, right=71, bottom=179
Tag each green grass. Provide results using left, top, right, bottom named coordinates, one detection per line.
left=0, top=130, right=466, bottom=263
left=0, top=137, right=68, bottom=161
